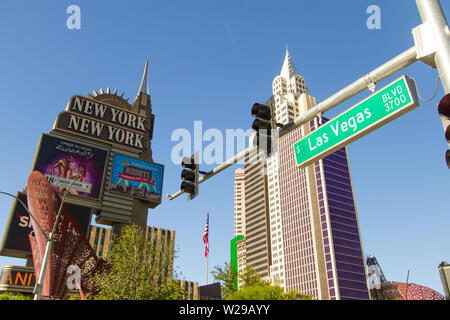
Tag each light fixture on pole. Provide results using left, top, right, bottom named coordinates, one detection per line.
left=0, top=191, right=48, bottom=242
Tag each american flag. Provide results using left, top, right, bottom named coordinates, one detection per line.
left=203, top=212, right=209, bottom=258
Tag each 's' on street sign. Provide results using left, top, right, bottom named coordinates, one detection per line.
left=293, top=75, right=419, bottom=168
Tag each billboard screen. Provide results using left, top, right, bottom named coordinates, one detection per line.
left=108, top=153, right=164, bottom=204
left=32, top=134, right=108, bottom=200
left=0, top=192, right=92, bottom=258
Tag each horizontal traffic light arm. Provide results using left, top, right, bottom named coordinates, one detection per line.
left=279, top=46, right=418, bottom=137
left=167, top=145, right=258, bottom=200
left=168, top=48, right=420, bottom=200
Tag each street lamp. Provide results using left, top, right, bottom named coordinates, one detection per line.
left=33, top=174, right=81, bottom=300
left=0, top=191, right=48, bottom=242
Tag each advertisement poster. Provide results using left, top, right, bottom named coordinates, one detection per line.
left=32, top=134, right=108, bottom=200
left=109, top=153, right=164, bottom=204
left=0, top=192, right=92, bottom=258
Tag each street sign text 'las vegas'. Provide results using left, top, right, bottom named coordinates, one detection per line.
left=293, top=75, right=419, bottom=168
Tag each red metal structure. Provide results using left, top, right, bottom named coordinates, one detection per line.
left=397, top=283, right=445, bottom=300
left=26, top=171, right=106, bottom=299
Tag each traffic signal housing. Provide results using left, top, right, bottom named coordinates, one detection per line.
left=438, top=94, right=450, bottom=169
left=251, top=103, right=274, bottom=156
left=180, top=152, right=199, bottom=200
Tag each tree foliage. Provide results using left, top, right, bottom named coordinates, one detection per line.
left=0, top=292, right=32, bottom=300
left=239, top=265, right=267, bottom=287
left=88, top=223, right=184, bottom=300
left=211, top=262, right=238, bottom=299
left=227, top=284, right=296, bottom=300
left=212, top=262, right=313, bottom=300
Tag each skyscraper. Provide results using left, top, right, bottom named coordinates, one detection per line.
left=233, top=168, right=246, bottom=237
left=241, top=49, right=308, bottom=284
left=267, top=49, right=369, bottom=299
left=243, top=148, right=271, bottom=281
left=267, top=48, right=308, bottom=287
left=232, top=168, right=246, bottom=288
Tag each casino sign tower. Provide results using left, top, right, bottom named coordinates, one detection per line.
left=42, top=61, right=161, bottom=234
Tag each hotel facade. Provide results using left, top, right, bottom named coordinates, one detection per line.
left=240, top=49, right=369, bottom=299
left=233, top=168, right=246, bottom=237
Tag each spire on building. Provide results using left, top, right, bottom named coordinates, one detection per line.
left=280, top=46, right=299, bottom=79
left=133, top=60, right=151, bottom=108
left=138, top=61, right=149, bottom=95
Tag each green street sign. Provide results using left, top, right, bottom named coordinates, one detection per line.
left=293, top=75, right=419, bottom=168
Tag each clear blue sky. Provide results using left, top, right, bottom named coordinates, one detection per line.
left=0, top=0, right=449, bottom=296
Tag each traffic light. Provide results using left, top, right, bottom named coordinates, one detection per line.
left=251, top=103, right=274, bottom=156
left=180, top=152, right=199, bottom=200
left=438, top=94, right=450, bottom=169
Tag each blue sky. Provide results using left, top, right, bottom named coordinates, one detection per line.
left=0, top=0, right=449, bottom=296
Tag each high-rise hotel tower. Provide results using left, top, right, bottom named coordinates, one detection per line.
left=266, top=49, right=369, bottom=299
left=233, top=168, right=246, bottom=237
left=267, top=48, right=308, bottom=287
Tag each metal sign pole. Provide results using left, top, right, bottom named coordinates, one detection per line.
left=279, top=47, right=418, bottom=137
left=416, top=0, right=450, bottom=93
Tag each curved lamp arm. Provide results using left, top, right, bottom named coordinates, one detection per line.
left=0, top=191, right=49, bottom=241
